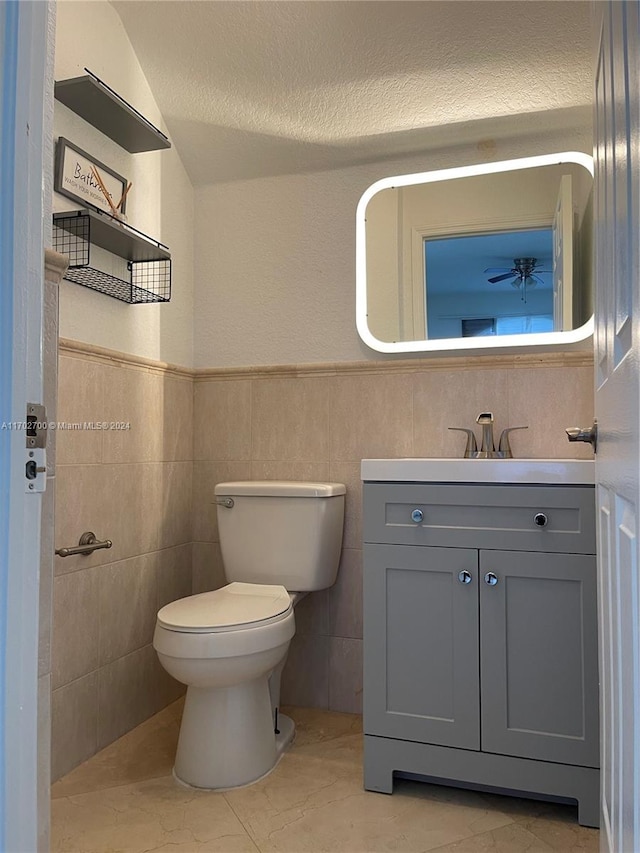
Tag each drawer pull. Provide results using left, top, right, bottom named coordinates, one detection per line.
left=458, top=570, right=472, bottom=584
left=411, top=509, right=424, bottom=524
left=484, top=572, right=498, bottom=586
left=534, top=512, right=548, bottom=527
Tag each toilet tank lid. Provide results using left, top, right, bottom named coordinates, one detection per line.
left=214, top=481, right=346, bottom=497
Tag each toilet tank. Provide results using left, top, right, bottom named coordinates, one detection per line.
left=214, top=481, right=346, bottom=591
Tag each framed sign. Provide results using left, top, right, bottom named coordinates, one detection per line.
left=54, top=137, right=128, bottom=216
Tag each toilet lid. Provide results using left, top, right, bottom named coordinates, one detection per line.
left=157, top=582, right=292, bottom=633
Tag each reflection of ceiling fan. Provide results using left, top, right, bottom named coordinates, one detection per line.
left=483, top=257, right=552, bottom=303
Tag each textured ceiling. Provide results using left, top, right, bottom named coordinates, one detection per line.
left=111, top=0, right=592, bottom=186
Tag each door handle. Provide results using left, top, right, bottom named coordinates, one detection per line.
left=565, top=418, right=597, bottom=452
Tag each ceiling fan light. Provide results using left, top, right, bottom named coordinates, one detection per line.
left=510, top=277, right=521, bottom=288
left=525, top=275, right=537, bottom=288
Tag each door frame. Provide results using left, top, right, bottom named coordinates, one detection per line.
left=0, top=1, right=50, bottom=849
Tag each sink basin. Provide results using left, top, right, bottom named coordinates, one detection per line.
left=360, top=458, right=594, bottom=485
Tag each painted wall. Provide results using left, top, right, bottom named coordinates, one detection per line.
left=53, top=0, right=194, bottom=366
left=194, top=127, right=592, bottom=368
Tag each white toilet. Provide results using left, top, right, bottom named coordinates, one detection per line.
left=153, top=480, right=345, bottom=790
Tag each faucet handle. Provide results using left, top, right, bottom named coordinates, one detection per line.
left=448, top=428, right=478, bottom=458
left=498, top=426, right=528, bottom=458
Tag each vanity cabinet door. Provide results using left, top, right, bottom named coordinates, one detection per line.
left=479, top=550, right=599, bottom=768
left=364, top=543, right=480, bottom=749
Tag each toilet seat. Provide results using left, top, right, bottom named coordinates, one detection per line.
left=157, top=582, right=292, bottom=634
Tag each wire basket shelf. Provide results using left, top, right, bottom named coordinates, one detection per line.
left=53, top=210, right=171, bottom=304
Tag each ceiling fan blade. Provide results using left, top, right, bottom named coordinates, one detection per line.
left=488, top=272, right=517, bottom=284
left=531, top=274, right=545, bottom=285
left=484, top=267, right=512, bottom=274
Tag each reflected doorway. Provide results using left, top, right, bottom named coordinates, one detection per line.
left=424, top=229, right=554, bottom=340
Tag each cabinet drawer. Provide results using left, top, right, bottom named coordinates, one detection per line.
left=363, top=483, right=596, bottom=554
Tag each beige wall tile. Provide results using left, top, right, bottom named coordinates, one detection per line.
left=101, top=370, right=194, bottom=464
left=326, top=548, right=362, bottom=640
left=329, top=463, right=361, bottom=549
left=110, top=463, right=163, bottom=558
left=251, top=377, right=330, bottom=461
left=157, top=544, right=193, bottom=610
left=328, top=637, right=363, bottom=714
left=66, top=461, right=190, bottom=566
left=281, top=634, right=329, bottom=708
left=250, top=461, right=331, bottom=482
left=194, top=380, right=251, bottom=461
left=101, top=365, right=164, bottom=464
left=159, top=461, right=193, bottom=550
left=54, top=464, right=119, bottom=574
left=56, top=356, right=104, bottom=465
left=294, top=590, right=328, bottom=637
left=98, top=554, right=158, bottom=666
left=192, top=461, right=252, bottom=544
left=192, top=542, right=226, bottom=594
left=97, top=645, right=160, bottom=750
left=51, top=672, right=99, bottom=781
left=329, top=373, right=413, bottom=462
left=413, top=368, right=510, bottom=458
left=507, top=366, right=595, bottom=459
left=52, top=568, right=100, bottom=689
left=161, top=375, right=194, bottom=462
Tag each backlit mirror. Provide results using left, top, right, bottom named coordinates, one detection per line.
left=356, top=152, right=594, bottom=354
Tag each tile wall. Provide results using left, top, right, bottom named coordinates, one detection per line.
left=192, top=352, right=595, bottom=716
left=52, top=346, right=193, bottom=780
left=52, top=344, right=594, bottom=778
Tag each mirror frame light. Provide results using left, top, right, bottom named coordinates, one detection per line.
left=356, top=151, right=594, bottom=354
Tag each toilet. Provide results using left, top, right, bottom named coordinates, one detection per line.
left=153, top=480, right=346, bottom=790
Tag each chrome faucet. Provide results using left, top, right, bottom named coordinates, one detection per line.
left=476, top=412, right=495, bottom=456
left=449, top=412, right=528, bottom=458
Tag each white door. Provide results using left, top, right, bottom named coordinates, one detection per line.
left=594, top=3, right=640, bottom=851
left=553, top=174, right=574, bottom=331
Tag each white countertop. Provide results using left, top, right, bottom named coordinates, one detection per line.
left=361, top=458, right=595, bottom=485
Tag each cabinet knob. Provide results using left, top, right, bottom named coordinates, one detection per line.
left=411, top=509, right=424, bottom=524
left=484, top=572, right=498, bottom=586
left=458, top=570, right=472, bottom=584
left=533, top=512, right=548, bottom=527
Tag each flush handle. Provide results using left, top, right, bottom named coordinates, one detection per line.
left=411, top=508, right=424, bottom=524
left=215, top=498, right=234, bottom=509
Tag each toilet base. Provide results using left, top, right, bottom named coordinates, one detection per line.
left=275, top=712, right=295, bottom=756
left=173, top=712, right=297, bottom=793
left=173, top=679, right=295, bottom=790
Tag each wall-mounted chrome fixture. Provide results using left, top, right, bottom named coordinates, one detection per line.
left=55, top=531, right=112, bottom=558
left=566, top=419, right=597, bottom=452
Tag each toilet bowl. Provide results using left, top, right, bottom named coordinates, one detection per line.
left=154, top=583, right=295, bottom=789
left=153, top=480, right=345, bottom=790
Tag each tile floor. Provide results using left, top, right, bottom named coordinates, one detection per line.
left=51, top=702, right=599, bottom=853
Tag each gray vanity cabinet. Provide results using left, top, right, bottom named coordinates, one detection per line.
left=363, top=481, right=599, bottom=827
